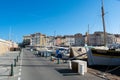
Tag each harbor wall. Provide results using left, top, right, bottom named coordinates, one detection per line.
left=0, top=39, right=18, bottom=55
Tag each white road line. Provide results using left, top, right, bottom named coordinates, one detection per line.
left=18, top=77, right=21, bottom=80
left=20, top=49, right=23, bottom=66
left=0, top=77, right=7, bottom=80
left=20, top=49, right=23, bottom=70
left=19, top=72, right=21, bottom=75
left=19, top=69, right=21, bottom=71
left=14, top=73, right=19, bottom=77
left=0, top=67, right=8, bottom=69
left=18, top=49, right=23, bottom=80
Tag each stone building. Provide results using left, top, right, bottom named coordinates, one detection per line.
left=74, top=33, right=84, bottom=46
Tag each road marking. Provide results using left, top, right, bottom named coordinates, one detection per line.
left=14, top=73, right=19, bottom=77
left=18, top=77, right=21, bottom=80
left=0, top=77, right=8, bottom=80
left=18, top=49, right=23, bottom=80
left=20, top=49, right=23, bottom=71
left=19, top=69, right=21, bottom=71
left=19, top=72, right=21, bottom=75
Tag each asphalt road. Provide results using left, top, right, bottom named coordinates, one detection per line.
left=21, top=49, right=104, bottom=80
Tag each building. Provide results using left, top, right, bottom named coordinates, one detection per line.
left=94, top=32, right=104, bottom=46
left=0, top=39, right=18, bottom=55
left=31, top=33, right=46, bottom=47
left=86, top=34, right=96, bottom=46
left=88, top=31, right=116, bottom=46
left=63, top=35, right=75, bottom=46
left=107, top=33, right=116, bottom=44
left=23, top=35, right=32, bottom=45
left=53, top=35, right=75, bottom=46
left=31, top=34, right=36, bottom=46
left=23, top=32, right=120, bottom=47
left=46, top=36, right=55, bottom=47
left=23, top=35, right=31, bottom=40
left=74, top=33, right=84, bottom=46
left=115, top=34, right=120, bottom=44
left=24, top=33, right=46, bottom=47
left=55, top=36, right=62, bottom=46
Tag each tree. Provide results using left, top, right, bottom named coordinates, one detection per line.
left=18, top=39, right=30, bottom=48
left=23, top=39, right=30, bottom=45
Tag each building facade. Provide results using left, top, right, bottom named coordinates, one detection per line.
left=63, top=35, right=75, bottom=46
left=55, top=36, right=62, bottom=46
left=74, top=33, right=84, bottom=46
left=46, top=36, right=54, bottom=47
left=88, top=32, right=116, bottom=46
left=23, top=32, right=120, bottom=47
left=0, top=39, right=18, bottom=55
left=115, top=34, right=120, bottom=44
left=25, top=33, right=46, bottom=47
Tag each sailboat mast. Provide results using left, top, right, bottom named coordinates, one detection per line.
left=87, top=24, right=89, bottom=45
left=9, top=26, right=11, bottom=41
left=101, top=0, right=107, bottom=46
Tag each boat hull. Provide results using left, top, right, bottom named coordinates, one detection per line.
left=86, top=48, right=120, bottom=65
left=92, top=49, right=120, bottom=65
left=92, top=55, right=120, bottom=65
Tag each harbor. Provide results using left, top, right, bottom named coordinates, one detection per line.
left=30, top=46, right=120, bottom=80
left=0, top=0, right=120, bottom=80
left=0, top=45, right=120, bottom=80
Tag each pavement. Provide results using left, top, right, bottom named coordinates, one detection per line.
left=0, top=49, right=106, bottom=80
left=0, top=51, right=21, bottom=80
left=21, top=49, right=105, bottom=80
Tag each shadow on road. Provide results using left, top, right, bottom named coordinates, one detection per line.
left=22, top=58, right=48, bottom=61
left=17, top=64, right=63, bottom=68
left=0, top=75, right=9, bottom=76
left=55, top=68, right=79, bottom=76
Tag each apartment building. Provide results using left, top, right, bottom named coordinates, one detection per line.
left=55, top=36, right=62, bottom=46
left=46, top=36, right=55, bottom=47
left=88, top=32, right=116, bottom=46
left=53, top=35, right=75, bottom=46
left=23, top=35, right=31, bottom=40
left=74, top=33, right=84, bottom=46
left=63, top=35, right=75, bottom=46
left=24, top=33, right=46, bottom=47
left=115, top=34, right=120, bottom=44
left=23, top=32, right=120, bottom=47
left=31, top=33, right=46, bottom=47
left=23, top=35, right=32, bottom=45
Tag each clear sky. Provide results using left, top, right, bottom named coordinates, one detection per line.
left=0, top=0, right=120, bottom=42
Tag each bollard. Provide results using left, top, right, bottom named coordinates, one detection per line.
left=16, top=56, right=18, bottom=62
left=68, top=60, right=72, bottom=69
left=57, top=58, right=60, bottom=64
left=50, top=56, right=52, bottom=61
left=10, top=64, right=14, bottom=76
left=14, top=59, right=16, bottom=67
left=45, top=52, right=47, bottom=58
left=19, top=52, right=20, bottom=57
left=19, top=49, right=22, bottom=56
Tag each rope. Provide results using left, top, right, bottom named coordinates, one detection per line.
left=106, top=66, right=120, bottom=73
left=104, top=52, right=120, bottom=73
left=67, top=53, right=86, bottom=60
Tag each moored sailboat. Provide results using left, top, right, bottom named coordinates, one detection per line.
left=85, top=0, right=120, bottom=66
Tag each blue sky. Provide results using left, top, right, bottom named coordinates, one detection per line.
left=0, top=0, right=120, bottom=42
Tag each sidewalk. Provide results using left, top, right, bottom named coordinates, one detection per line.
left=0, top=51, right=21, bottom=80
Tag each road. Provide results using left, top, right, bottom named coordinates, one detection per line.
left=20, top=49, right=104, bottom=80
left=21, top=49, right=65, bottom=80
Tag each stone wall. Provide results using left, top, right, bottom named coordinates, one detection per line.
left=0, top=39, right=18, bottom=55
